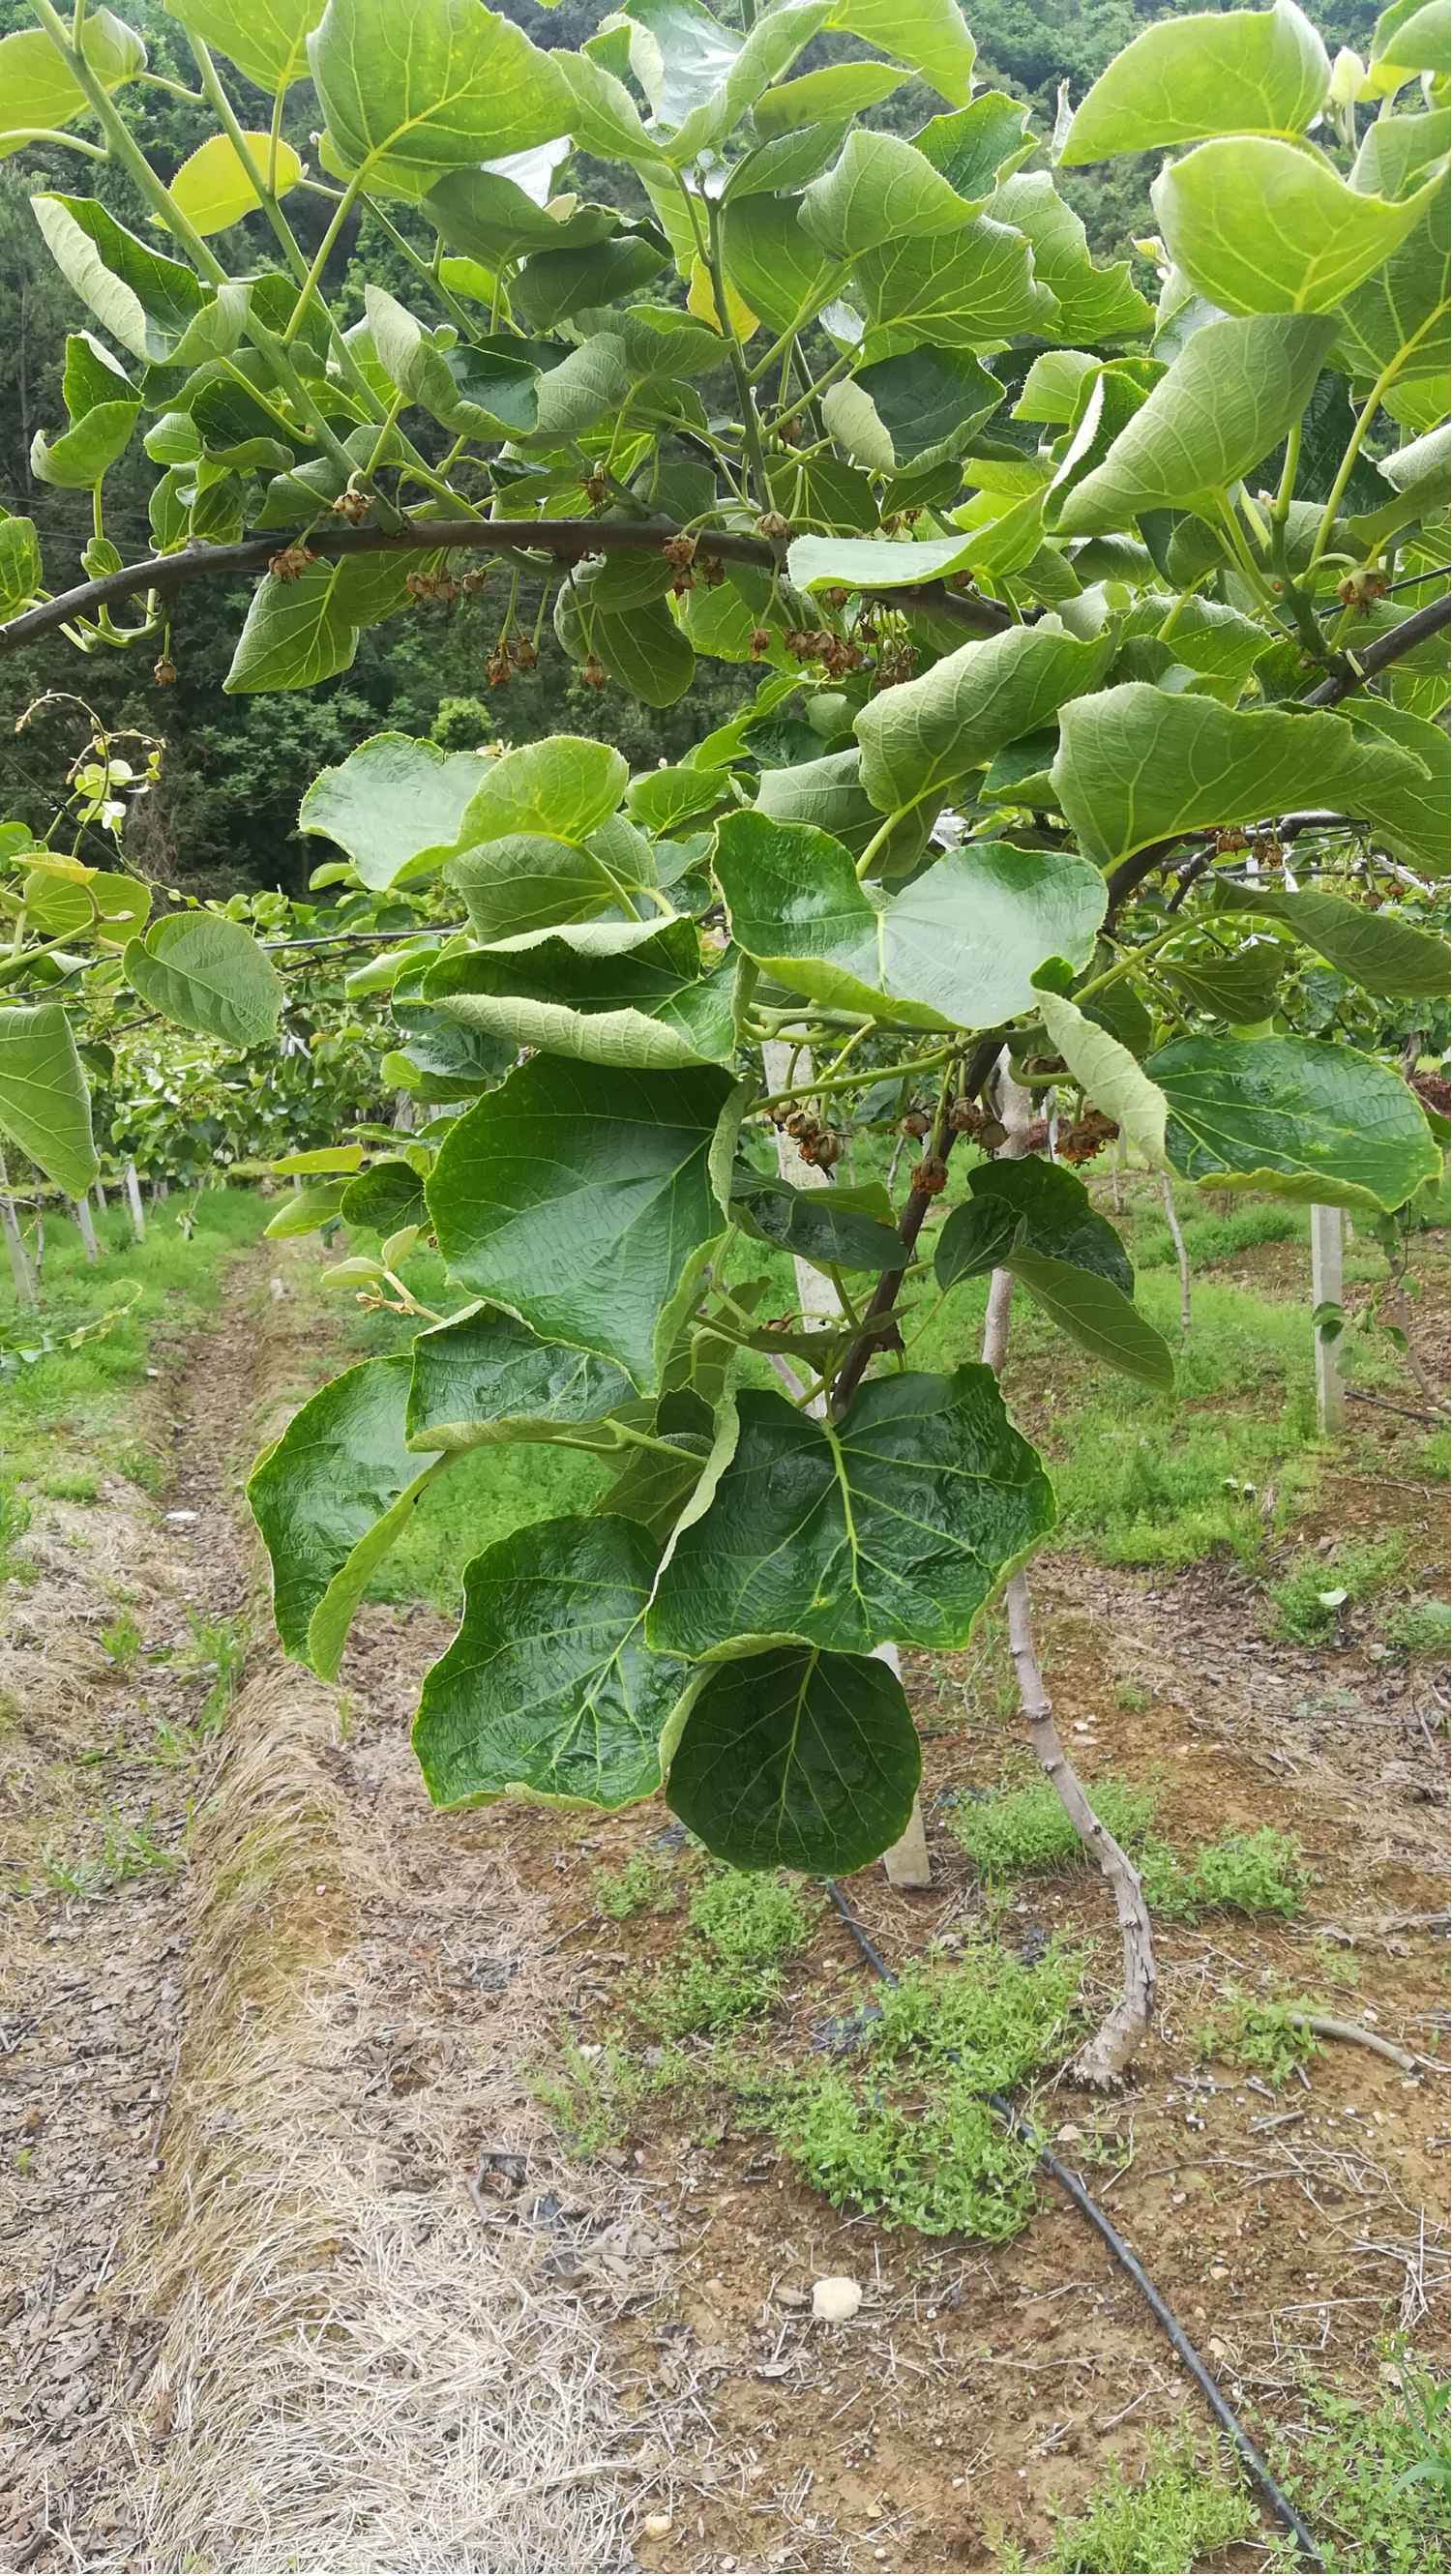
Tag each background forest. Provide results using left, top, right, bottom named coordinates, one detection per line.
left=0, top=0, right=1378, bottom=895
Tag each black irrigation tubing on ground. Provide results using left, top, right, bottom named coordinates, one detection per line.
left=820, top=1878, right=1326, bottom=2572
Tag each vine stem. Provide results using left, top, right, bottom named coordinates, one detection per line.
left=980, top=1055, right=1156, bottom=2087
left=762, top=1035, right=931, bottom=1890
left=0, top=519, right=1010, bottom=659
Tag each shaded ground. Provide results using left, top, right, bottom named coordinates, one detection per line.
left=0, top=1212, right=1446, bottom=2572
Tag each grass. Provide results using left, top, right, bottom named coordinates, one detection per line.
left=999, top=2434, right=1255, bottom=2573
left=1194, top=1989, right=1323, bottom=2086
left=633, top=1865, right=817, bottom=2037
left=1268, top=2354, right=1451, bottom=2575
left=100, top=1605, right=142, bottom=1672
left=1267, top=1535, right=1410, bottom=1642
left=22, top=1803, right=184, bottom=1900
left=591, top=1851, right=674, bottom=1919
left=1379, top=1595, right=1452, bottom=1656
left=1141, top=1825, right=1308, bottom=1922
left=778, top=1940, right=1082, bottom=2239
left=951, top=1777, right=1159, bottom=1880
left=0, top=1191, right=268, bottom=1554
left=950, top=1778, right=1306, bottom=1923
left=179, top=1610, right=250, bottom=1733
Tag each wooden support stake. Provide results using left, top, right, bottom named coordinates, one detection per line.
left=1160, top=1171, right=1191, bottom=1332
left=1311, top=1200, right=1346, bottom=1435
left=74, top=1196, right=101, bottom=1264
left=761, top=1038, right=932, bottom=1890
left=0, top=1147, right=37, bottom=1309
left=123, top=1162, right=146, bottom=1243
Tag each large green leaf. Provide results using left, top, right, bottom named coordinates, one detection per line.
left=447, top=836, right=625, bottom=942
left=1007, top=1251, right=1175, bottom=1388
left=1350, top=104, right=1450, bottom=199
left=1054, top=313, right=1338, bottom=533
left=732, top=1172, right=906, bottom=1272
left=1333, top=182, right=1449, bottom=390
left=454, top=736, right=628, bottom=844
left=30, top=196, right=244, bottom=367
left=855, top=622, right=1111, bottom=814
left=513, top=235, right=668, bottom=330
left=665, top=1646, right=922, bottom=1873
left=0, top=1002, right=98, bottom=1196
left=428, top=162, right=612, bottom=264
left=364, top=287, right=545, bottom=433
left=427, top=1058, right=741, bottom=1391
left=224, top=560, right=362, bottom=693
left=247, top=1354, right=446, bottom=1679
left=413, top=1515, right=691, bottom=1810
left=310, top=0, right=569, bottom=198
left=934, top=1161, right=1170, bottom=1384
left=647, top=1368, right=1054, bottom=1659
left=616, top=0, right=745, bottom=132
left=299, top=734, right=489, bottom=889
left=851, top=345, right=1003, bottom=468
left=554, top=582, right=697, bottom=707
left=1035, top=989, right=1169, bottom=1166
left=1117, top=591, right=1276, bottom=701
left=596, top=1389, right=715, bottom=1540
left=992, top=173, right=1152, bottom=340
left=854, top=217, right=1058, bottom=350
left=406, top=1303, right=631, bottom=1448
left=658, top=0, right=833, bottom=163
left=1150, top=1034, right=1441, bottom=1211
left=719, top=192, right=841, bottom=334
left=1153, top=141, right=1437, bottom=316
left=161, top=0, right=321, bottom=92
left=1060, top=0, right=1330, bottom=163
left=388, top=1001, right=512, bottom=1099
left=0, top=516, right=41, bottom=616
left=755, top=748, right=933, bottom=870
left=1162, top=948, right=1283, bottom=1023
left=1342, top=698, right=1452, bottom=875
left=30, top=338, right=138, bottom=489
left=788, top=528, right=1002, bottom=593
left=627, top=765, right=732, bottom=833
left=1052, top=685, right=1435, bottom=870
left=423, top=919, right=737, bottom=1068
left=715, top=814, right=1106, bottom=1029
left=799, top=132, right=976, bottom=261
left=1213, top=882, right=1451, bottom=998
left=752, top=61, right=904, bottom=135
left=918, top=90, right=1035, bottom=196
left=123, top=913, right=283, bottom=1045
left=169, top=130, right=304, bottom=234
left=340, top=1157, right=429, bottom=1233
left=18, top=862, right=148, bottom=942
left=1370, top=0, right=1450, bottom=84
left=939, top=1159, right=1134, bottom=1292
left=0, top=12, right=145, bottom=156
left=826, top=0, right=975, bottom=104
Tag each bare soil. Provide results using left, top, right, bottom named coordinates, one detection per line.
left=1, top=1229, right=1446, bottom=2573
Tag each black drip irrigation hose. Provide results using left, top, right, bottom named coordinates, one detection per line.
left=821, top=1879, right=1325, bottom=2572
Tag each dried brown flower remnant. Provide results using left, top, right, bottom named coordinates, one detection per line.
left=1056, top=1109, right=1120, bottom=1166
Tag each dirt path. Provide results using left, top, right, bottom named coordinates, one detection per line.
left=0, top=1247, right=682, bottom=2574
